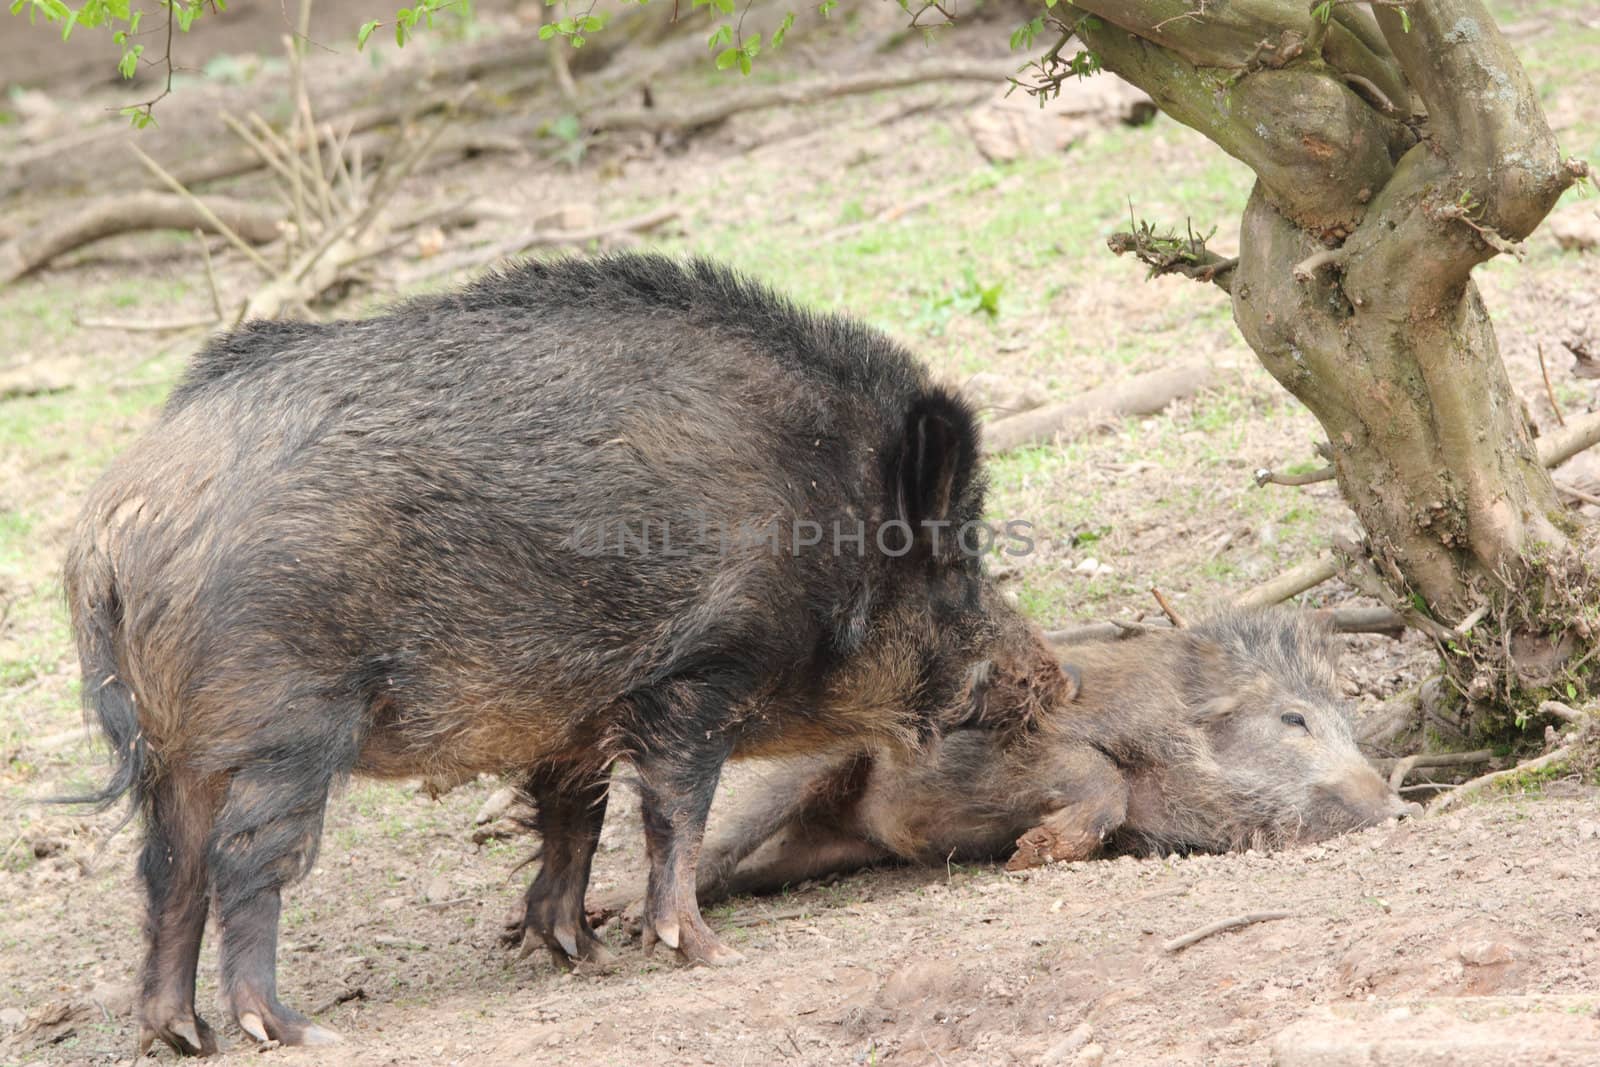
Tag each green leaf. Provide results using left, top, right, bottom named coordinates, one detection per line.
left=707, top=23, right=732, bottom=48
left=712, top=0, right=733, bottom=13
left=395, top=19, right=406, bottom=45
left=818, top=0, right=835, bottom=15
left=1567, top=682, right=1578, bottom=700
left=771, top=11, right=794, bottom=47
left=1399, top=7, right=1411, bottom=32
left=60, top=6, right=79, bottom=39
left=357, top=19, right=380, bottom=48
left=738, top=50, right=751, bottom=75
left=714, top=45, right=738, bottom=69
left=538, top=22, right=556, bottom=38
left=570, top=33, right=584, bottom=46
left=741, top=32, right=760, bottom=55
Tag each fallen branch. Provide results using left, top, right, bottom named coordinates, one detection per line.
left=587, top=60, right=1013, bottom=136
left=1234, top=554, right=1339, bottom=609
left=1317, top=605, right=1405, bottom=636
left=1162, top=911, right=1292, bottom=954
left=77, top=315, right=218, bottom=333
left=984, top=360, right=1212, bottom=454
left=0, top=193, right=283, bottom=287
left=129, top=144, right=278, bottom=278
left=1045, top=606, right=1403, bottom=646
left=1539, top=409, right=1600, bottom=469
left=1428, top=745, right=1574, bottom=815
left=395, top=205, right=682, bottom=286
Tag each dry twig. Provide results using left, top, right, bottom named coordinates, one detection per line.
left=1162, top=911, right=1292, bottom=953
left=1150, top=587, right=1188, bottom=628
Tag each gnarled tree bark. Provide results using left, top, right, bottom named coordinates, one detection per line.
left=1061, top=0, right=1593, bottom=739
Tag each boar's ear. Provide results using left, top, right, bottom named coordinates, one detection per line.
left=890, top=390, right=979, bottom=551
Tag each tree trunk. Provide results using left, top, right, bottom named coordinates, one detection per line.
left=1058, top=0, right=1593, bottom=738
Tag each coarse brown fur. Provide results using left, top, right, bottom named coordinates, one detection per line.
left=63, top=253, right=1072, bottom=1055
left=674, top=609, right=1418, bottom=905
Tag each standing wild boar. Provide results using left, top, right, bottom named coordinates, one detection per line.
left=64, top=254, right=1073, bottom=1055
left=680, top=609, right=1419, bottom=902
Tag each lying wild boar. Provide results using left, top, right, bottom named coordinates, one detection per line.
left=64, top=253, right=1073, bottom=1055
left=681, top=609, right=1419, bottom=901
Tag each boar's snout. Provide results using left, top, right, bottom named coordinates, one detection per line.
left=1308, top=762, right=1420, bottom=839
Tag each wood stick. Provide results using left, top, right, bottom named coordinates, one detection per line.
left=1382, top=748, right=1495, bottom=790
left=1539, top=342, right=1566, bottom=427
left=1150, top=587, right=1188, bottom=628
left=1537, top=700, right=1588, bottom=723
left=1234, top=554, right=1339, bottom=609
left=0, top=193, right=282, bottom=286
left=398, top=205, right=682, bottom=285
left=588, top=60, right=1012, bottom=135
left=1537, top=409, right=1600, bottom=469
left=984, top=361, right=1212, bottom=453
left=1254, top=464, right=1335, bottom=487
left=128, top=145, right=277, bottom=277
left=78, top=315, right=219, bottom=333
left=1428, top=746, right=1574, bottom=814
left=195, top=229, right=224, bottom=321
left=1044, top=605, right=1403, bottom=647
left=1162, top=911, right=1291, bottom=953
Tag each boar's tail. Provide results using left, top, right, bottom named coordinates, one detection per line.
left=53, top=552, right=148, bottom=820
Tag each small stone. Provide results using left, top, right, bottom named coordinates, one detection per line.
left=1458, top=940, right=1517, bottom=966
left=475, top=787, right=518, bottom=826
left=0, top=1007, right=25, bottom=1028
left=1038, top=1023, right=1094, bottom=1066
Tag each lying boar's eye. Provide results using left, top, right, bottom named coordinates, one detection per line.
left=1281, top=712, right=1309, bottom=731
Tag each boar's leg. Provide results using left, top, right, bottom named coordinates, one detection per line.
left=715, top=823, right=893, bottom=899
left=633, top=729, right=741, bottom=967
left=512, top=766, right=613, bottom=966
left=208, top=759, right=346, bottom=1048
left=136, top=772, right=223, bottom=1058
left=695, top=754, right=875, bottom=904
left=1006, top=749, right=1130, bottom=872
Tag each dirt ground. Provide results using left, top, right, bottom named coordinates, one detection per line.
left=2, top=1, right=1600, bottom=1064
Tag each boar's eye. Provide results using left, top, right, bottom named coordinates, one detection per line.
left=1281, top=712, right=1309, bottom=731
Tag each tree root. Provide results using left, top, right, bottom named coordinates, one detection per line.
left=1427, top=745, right=1575, bottom=814
left=984, top=360, right=1212, bottom=453
left=1381, top=749, right=1495, bottom=791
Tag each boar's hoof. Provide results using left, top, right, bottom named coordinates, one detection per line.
left=515, top=926, right=616, bottom=968
left=138, top=1013, right=219, bottom=1058
left=644, top=913, right=744, bottom=967
left=231, top=1004, right=341, bottom=1049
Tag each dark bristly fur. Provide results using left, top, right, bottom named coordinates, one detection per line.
left=684, top=608, right=1419, bottom=904
left=63, top=253, right=1072, bottom=1056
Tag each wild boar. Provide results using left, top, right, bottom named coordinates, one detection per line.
left=681, top=609, right=1419, bottom=902
left=63, top=254, right=1072, bottom=1055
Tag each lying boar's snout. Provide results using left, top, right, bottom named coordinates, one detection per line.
left=1310, top=765, right=1417, bottom=836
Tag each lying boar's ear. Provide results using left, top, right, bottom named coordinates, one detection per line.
left=889, top=390, right=980, bottom=554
